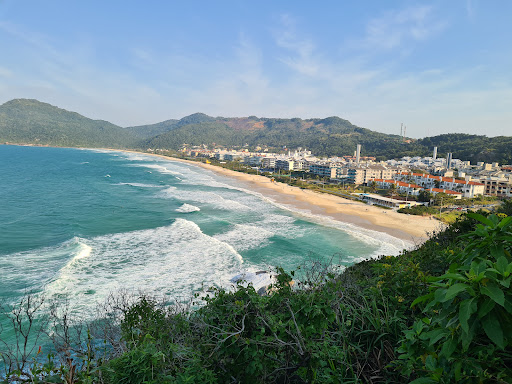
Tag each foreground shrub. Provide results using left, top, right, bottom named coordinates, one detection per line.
left=398, top=214, right=512, bottom=383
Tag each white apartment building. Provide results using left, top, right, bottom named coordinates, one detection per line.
left=261, top=157, right=277, bottom=169
left=309, top=163, right=337, bottom=178
left=275, top=159, right=295, bottom=171
left=347, top=165, right=398, bottom=184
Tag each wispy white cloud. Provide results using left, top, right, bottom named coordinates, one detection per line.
left=356, top=5, right=447, bottom=51
left=1, top=5, right=511, bottom=138
left=273, top=14, right=319, bottom=76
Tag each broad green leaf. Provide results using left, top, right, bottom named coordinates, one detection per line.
left=499, top=276, right=511, bottom=288
left=461, top=329, right=474, bottom=351
left=434, top=288, right=447, bottom=303
left=438, top=273, right=467, bottom=282
left=478, top=299, right=495, bottom=318
left=481, top=283, right=505, bottom=306
left=482, top=313, right=505, bottom=349
left=426, top=329, right=448, bottom=346
left=467, top=212, right=494, bottom=227
left=490, top=244, right=504, bottom=260
left=454, top=361, right=462, bottom=381
left=411, top=292, right=434, bottom=308
left=496, top=256, right=508, bottom=274
left=504, top=298, right=512, bottom=315
left=497, top=216, right=512, bottom=228
left=440, top=337, right=457, bottom=359
left=425, top=355, right=437, bottom=371
left=459, top=298, right=476, bottom=334
left=410, top=378, right=437, bottom=384
left=442, top=283, right=469, bottom=302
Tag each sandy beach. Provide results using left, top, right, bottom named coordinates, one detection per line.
left=118, top=150, right=445, bottom=244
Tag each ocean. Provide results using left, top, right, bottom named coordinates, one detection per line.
left=0, top=145, right=407, bottom=322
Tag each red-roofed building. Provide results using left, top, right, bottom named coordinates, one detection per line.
left=394, top=173, right=484, bottom=198
left=373, top=179, right=423, bottom=195
left=425, top=188, right=462, bottom=199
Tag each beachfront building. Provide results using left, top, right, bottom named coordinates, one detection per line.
left=243, top=155, right=265, bottom=166
left=373, top=179, right=423, bottom=196
left=395, top=172, right=485, bottom=198
left=355, top=193, right=426, bottom=209
left=347, top=165, right=398, bottom=185
left=309, top=163, right=337, bottom=179
left=261, top=157, right=277, bottom=169
left=425, top=188, right=463, bottom=200
left=294, top=159, right=309, bottom=171
left=275, top=159, right=295, bottom=171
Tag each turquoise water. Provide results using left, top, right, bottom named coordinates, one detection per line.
left=0, top=145, right=407, bottom=316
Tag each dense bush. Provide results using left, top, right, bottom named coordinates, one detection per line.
left=397, top=205, right=437, bottom=216
left=398, top=214, right=512, bottom=382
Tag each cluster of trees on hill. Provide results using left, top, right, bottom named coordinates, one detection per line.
left=0, top=99, right=134, bottom=148
left=1, top=99, right=511, bottom=164
left=1, top=203, right=511, bottom=383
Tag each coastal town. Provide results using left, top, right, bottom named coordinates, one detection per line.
left=144, top=144, right=511, bottom=216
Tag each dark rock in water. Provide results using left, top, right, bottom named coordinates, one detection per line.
left=257, top=286, right=268, bottom=296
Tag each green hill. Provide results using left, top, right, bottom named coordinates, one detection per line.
left=123, top=119, right=179, bottom=139
left=1, top=99, right=511, bottom=164
left=0, top=99, right=136, bottom=148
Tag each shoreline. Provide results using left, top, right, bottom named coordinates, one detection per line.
left=112, top=149, right=445, bottom=244
left=2, top=144, right=445, bottom=244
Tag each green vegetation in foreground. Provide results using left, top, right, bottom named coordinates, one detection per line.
left=1, top=202, right=511, bottom=383
left=2, top=99, right=512, bottom=164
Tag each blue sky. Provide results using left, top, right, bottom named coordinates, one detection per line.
left=0, top=1, right=511, bottom=137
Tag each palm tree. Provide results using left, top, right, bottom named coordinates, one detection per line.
left=369, top=181, right=377, bottom=193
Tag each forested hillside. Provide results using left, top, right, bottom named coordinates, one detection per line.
left=0, top=99, right=138, bottom=148
left=1, top=99, right=511, bottom=164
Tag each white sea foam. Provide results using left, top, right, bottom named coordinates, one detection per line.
left=115, top=182, right=163, bottom=188
left=127, top=163, right=184, bottom=176
left=74, top=242, right=92, bottom=261
left=214, top=224, right=274, bottom=251
left=0, top=238, right=88, bottom=295
left=175, top=204, right=201, bottom=213
left=43, top=219, right=244, bottom=315
left=160, top=187, right=251, bottom=211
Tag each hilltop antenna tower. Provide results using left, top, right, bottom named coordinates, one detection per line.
left=403, top=125, right=407, bottom=142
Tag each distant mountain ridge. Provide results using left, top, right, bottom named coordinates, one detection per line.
left=1, top=99, right=511, bottom=164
